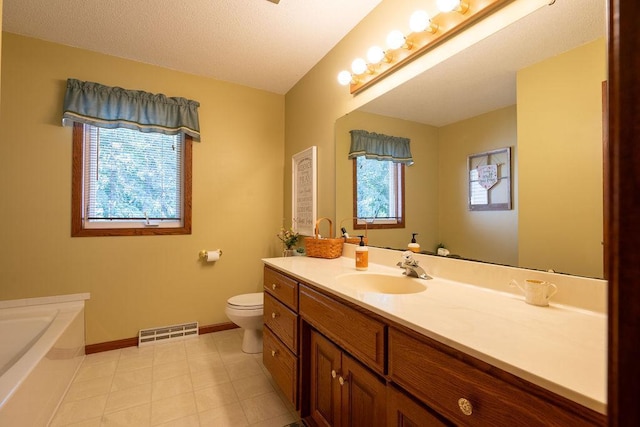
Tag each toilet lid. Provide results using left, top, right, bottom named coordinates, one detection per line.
left=227, top=292, right=263, bottom=309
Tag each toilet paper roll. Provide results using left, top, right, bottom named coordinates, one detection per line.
left=205, top=250, right=221, bottom=262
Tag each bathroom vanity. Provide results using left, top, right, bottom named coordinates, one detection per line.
left=262, top=253, right=606, bottom=426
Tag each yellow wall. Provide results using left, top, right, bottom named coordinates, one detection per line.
left=0, top=33, right=285, bottom=344
left=438, top=106, right=518, bottom=265
left=517, top=38, right=605, bottom=277
left=335, top=111, right=439, bottom=251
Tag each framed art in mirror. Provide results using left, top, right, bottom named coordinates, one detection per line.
left=468, top=147, right=512, bottom=211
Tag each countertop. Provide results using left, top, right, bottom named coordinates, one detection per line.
left=263, top=256, right=607, bottom=415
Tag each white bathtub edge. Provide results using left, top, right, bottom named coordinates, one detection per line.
left=0, top=300, right=86, bottom=426
left=0, top=293, right=91, bottom=310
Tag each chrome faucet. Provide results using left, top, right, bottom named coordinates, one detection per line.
left=397, top=251, right=432, bottom=280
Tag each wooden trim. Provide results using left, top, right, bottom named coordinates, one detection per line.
left=198, top=322, right=238, bottom=335
left=602, top=81, right=609, bottom=279
left=71, top=123, right=85, bottom=237
left=71, top=123, right=193, bottom=237
left=85, top=322, right=238, bottom=354
left=85, top=337, right=138, bottom=354
left=607, top=0, right=640, bottom=425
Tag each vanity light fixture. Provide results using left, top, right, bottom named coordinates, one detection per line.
left=337, top=70, right=356, bottom=86
left=437, top=0, right=470, bottom=14
left=366, top=45, right=388, bottom=64
left=386, top=30, right=413, bottom=50
left=351, top=58, right=369, bottom=75
left=409, top=10, right=438, bottom=34
left=337, top=0, right=509, bottom=94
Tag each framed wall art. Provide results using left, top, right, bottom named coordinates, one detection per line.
left=292, top=146, right=317, bottom=235
left=468, top=147, right=512, bottom=211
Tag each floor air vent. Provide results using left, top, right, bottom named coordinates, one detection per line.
left=138, top=322, right=199, bottom=346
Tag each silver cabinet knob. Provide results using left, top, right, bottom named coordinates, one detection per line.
left=271, top=312, right=278, bottom=319
left=271, top=283, right=277, bottom=290
left=331, top=370, right=337, bottom=379
left=338, top=376, right=346, bottom=386
left=458, top=398, right=473, bottom=416
left=271, top=350, right=277, bottom=357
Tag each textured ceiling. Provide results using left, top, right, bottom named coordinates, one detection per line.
left=2, top=0, right=382, bottom=94
left=360, top=0, right=606, bottom=127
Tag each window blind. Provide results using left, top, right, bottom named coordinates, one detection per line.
left=84, top=125, right=183, bottom=222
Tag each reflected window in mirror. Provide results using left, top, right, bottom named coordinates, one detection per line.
left=352, top=156, right=405, bottom=229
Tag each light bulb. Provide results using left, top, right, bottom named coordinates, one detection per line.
left=367, top=46, right=385, bottom=64
left=337, top=70, right=352, bottom=86
left=409, top=10, right=430, bottom=32
left=351, top=58, right=368, bottom=75
left=386, top=30, right=406, bottom=50
left=437, top=0, right=461, bottom=13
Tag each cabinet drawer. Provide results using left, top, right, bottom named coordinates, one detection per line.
left=299, top=284, right=385, bottom=374
left=264, top=266, right=298, bottom=310
left=389, top=328, right=601, bottom=426
left=264, top=292, right=298, bottom=354
left=263, top=327, right=297, bottom=407
left=387, top=385, right=450, bottom=427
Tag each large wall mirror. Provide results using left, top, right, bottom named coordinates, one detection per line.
left=336, top=0, right=606, bottom=279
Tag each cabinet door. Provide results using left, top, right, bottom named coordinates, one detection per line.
left=387, top=386, right=450, bottom=427
left=340, top=352, right=387, bottom=427
left=263, top=327, right=297, bottom=407
left=310, top=330, right=342, bottom=427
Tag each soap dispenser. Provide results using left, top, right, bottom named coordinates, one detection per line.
left=408, top=233, right=420, bottom=253
left=355, top=235, right=368, bottom=270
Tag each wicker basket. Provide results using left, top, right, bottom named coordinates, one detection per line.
left=340, top=217, right=368, bottom=245
left=304, top=217, right=344, bottom=259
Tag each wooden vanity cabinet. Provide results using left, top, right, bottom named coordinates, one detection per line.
left=389, top=327, right=605, bottom=427
left=262, top=266, right=299, bottom=408
left=309, top=329, right=387, bottom=427
left=263, top=265, right=605, bottom=427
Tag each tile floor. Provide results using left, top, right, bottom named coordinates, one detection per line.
left=50, top=329, right=299, bottom=427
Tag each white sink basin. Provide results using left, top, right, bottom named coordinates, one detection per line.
left=336, top=273, right=427, bottom=294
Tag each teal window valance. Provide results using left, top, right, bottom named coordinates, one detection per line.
left=348, top=129, right=413, bottom=165
left=62, top=78, right=201, bottom=141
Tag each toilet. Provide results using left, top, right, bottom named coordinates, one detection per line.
left=225, top=292, right=264, bottom=353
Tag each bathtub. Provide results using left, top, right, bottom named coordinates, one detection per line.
left=0, top=294, right=88, bottom=426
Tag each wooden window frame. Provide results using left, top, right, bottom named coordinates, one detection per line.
left=71, top=123, right=192, bottom=237
left=352, top=158, right=406, bottom=230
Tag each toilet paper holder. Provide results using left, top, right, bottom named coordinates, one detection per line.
left=199, top=249, right=223, bottom=261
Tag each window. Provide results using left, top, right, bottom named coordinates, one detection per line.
left=72, top=123, right=192, bottom=236
left=353, top=156, right=405, bottom=229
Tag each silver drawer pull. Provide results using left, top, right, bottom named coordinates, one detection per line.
left=271, top=283, right=277, bottom=290
left=331, top=370, right=337, bottom=379
left=458, top=398, right=473, bottom=416
left=271, top=350, right=277, bottom=357
left=338, top=376, right=347, bottom=386
left=271, top=312, right=278, bottom=319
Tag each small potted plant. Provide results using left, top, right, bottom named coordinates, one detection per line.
left=277, top=225, right=300, bottom=257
